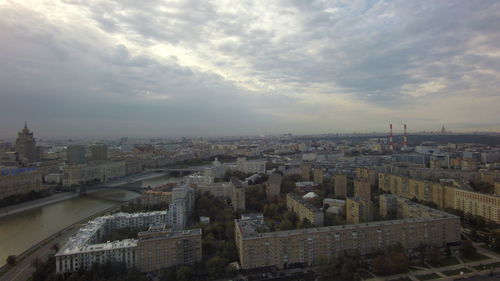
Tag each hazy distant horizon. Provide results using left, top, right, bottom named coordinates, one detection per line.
left=1, top=123, right=499, bottom=141
left=1, top=1, right=500, bottom=138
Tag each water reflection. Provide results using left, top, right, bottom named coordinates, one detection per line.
left=0, top=174, right=178, bottom=266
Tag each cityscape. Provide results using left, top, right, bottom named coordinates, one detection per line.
left=1, top=1, right=500, bottom=281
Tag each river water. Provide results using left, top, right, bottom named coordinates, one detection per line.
left=0, top=174, right=178, bottom=266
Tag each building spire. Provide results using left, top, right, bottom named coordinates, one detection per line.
left=24, top=121, right=28, bottom=130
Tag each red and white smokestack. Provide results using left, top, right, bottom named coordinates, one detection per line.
left=389, top=123, right=393, bottom=151
left=403, top=124, right=408, bottom=148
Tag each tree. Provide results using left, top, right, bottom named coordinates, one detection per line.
left=51, top=243, right=60, bottom=252
left=31, top=256, right=43, bottom=268
left=206, top=256, right=228, bottom=280
left=372, top=255, right=388, bottom=275
left=159, top=267, right=176, bottom=281
left=278, top=219, right=294, bottom=231
left=460, top=240, right=477, bottom=258
left=425, top=246, right=442, bottom=266
left=490, top=229, right=500, bottom=252
left=298, top=218, right=313, bottom=229
left=391, top=251, right=409, bottom=273
left=340, top=259, right=355, bottom=280
left=6, top=255, right=16, bottom=266
left=176, top=266, right=194, bottom=281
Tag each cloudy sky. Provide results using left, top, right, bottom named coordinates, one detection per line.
left=1, top=0, right=499, bottom=138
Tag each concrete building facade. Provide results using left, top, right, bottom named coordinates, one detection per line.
left=0, top=170, right=45, bottom=200
left=379, top=173, right=500, bottom=224
left=346, top=197, right=373, bottom=224
left=67, top=145, right=86, bottom=165
left=354, top=179, right=371, bottom=202
left=286, top=193, right=324, bottom=226
left=334, top=174, right=347, bottom=198
left=266, top=173, right=282, bottom=200
left=235, top=200, right=460, bottom=270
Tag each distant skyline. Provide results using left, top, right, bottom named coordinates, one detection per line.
left=1, top=1, right=500, bottom=138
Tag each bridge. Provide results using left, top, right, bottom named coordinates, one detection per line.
left=149, top=167, right=205, bottom=176
left=77, top=185, right=145, bottom=195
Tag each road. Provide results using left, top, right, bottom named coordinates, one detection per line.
left=0, top=192, right=78, bottom=219
left=0, top=225, right=79, bottom=281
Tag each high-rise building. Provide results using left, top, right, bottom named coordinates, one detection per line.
left=355, top=167, right=377, bottom=187
left=266, top=173, right=282, bottom=200
left=301, top=163, right=311, bottom=181
left=230, top=178, right=246, bottom=212
left=15, top=122, right=37, bottom=162
left=67, top=145, right=86, bottom=164
left=334, top=174, right=347, bottom=198
left=354, top=179, right=371, bottom=202
left=313, top=168, right=324, bottom=184
left=346, top=197, right=373, bottom=224
left=90, top=143, right=108, bottom=161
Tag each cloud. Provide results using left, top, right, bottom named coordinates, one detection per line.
left=0, top=0, right=500, bottom=138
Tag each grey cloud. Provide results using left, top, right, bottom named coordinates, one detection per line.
left=1, top=0, right=500, bottom=137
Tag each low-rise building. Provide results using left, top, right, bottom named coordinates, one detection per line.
left=323, top=198, right=345, bottom=215
left=295, top=181, right=318, bottom=194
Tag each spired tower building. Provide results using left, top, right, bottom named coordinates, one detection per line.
left=15, top=122, right=37, bottom=162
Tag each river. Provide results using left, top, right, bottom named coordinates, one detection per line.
left=0, top=174, right=179, bottom=266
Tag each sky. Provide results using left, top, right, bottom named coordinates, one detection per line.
left=1, top=0, right=500, bottom=139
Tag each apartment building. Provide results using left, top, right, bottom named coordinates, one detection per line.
left=235, top=199, right=460, bottom=270
left=354, top=179, right=371, bottom=202
left=355, top=167, right=377, bottom=187
left=334, top=174, right=347, bottom=198
left=183, top=173, right=214, bottom=186
left=454, top=189, right=500, bottom=223
left=0, top=169, right=45, bottom=200
left=140, top=191, right=172, bottom=207
left=62, top=161, right=126, bottom=187
left=136, top=225, right=202, bottom=272
left=56, top=201, right=199, bottom=274
left=346, top=197, right=373, bottom=224
left=266, top=173, right=282, bottom=200
left=313, top=168, right=324, bottom=184
left=286, top=193, right=324, bottom=226
left=301, top=163, right=311, bottom=181
left=230, top=178, right=246, bottom=212
left=379, top=173, right=500, bottom=224
left=378, top=173, right=455, bottom=209
left=236, top=157, right=266, bottom=174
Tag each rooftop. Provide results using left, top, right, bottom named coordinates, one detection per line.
left=287, top=193, right=322, bottom=212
